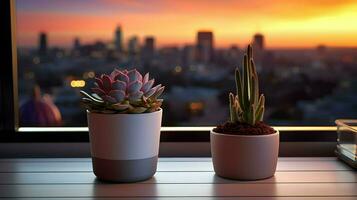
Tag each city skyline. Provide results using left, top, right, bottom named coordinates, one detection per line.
left=22, top=28, right=356, bottom=53
left=16, top=0, right=357, bottom=48
left=30, top=28, right=268, bottom=52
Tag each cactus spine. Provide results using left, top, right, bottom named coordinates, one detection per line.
left=229, top=45, right=265, bottom=125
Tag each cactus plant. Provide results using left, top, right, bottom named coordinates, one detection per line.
left=80, top=69, right=164, bottom=114
left=229, top=45, right=265, bottom=125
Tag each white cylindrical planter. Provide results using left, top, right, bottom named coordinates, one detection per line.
left=211, top=130, right=279, bottom=180
left=87, top=109, right=162, bottom=182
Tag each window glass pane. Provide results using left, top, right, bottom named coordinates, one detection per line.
left=16, top=0, right=357, bottom=127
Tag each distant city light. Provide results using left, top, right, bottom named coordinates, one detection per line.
left=70, top=80, right=86, bottom=88
left=189, top=102, right=204, bottom=114
left=87, top=71, right=95, bottom=78
left=174, top=66, right=182, bottom=73
left=83, top=71, right=95, bottom=79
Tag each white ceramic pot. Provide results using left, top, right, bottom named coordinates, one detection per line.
left=87, top=109, right=162, bottom=182
left=211, top=130, right=279, bottom=180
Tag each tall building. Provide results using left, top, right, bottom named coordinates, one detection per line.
left=252, top=33, right=265, bottom=71
left=73, top=37, right=81, bottom=50
left=142, top=36, right=156, bottom=65
left=128, top=36, right=139, bottom=54
left=196, top=31, right=214, bottom=63
left=114, top=26, right=123, bottom=52
left=253, top=33, right=265, bottom=51
left=38, top=32, right=48, bottom=56
left=143, top=36, right=155, bottom=57
left=144, top=37, right=155, bottom=53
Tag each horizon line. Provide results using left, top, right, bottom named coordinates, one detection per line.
left=16, top=44, right=357, bottom=50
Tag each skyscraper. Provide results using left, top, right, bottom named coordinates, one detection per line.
left=252, top=33, right=265, bottom=71
left=196, top=31, right=214, bottom=63
left=144, top=37, right=155, bottom=53
left=142, top=36, right=156, bottom=65
left=73, top=37, right=81, bottom=50
left=128, top=36, right=139, bottom=54
left=38, top=32, right=48, bottom=56
left=114, top=26, right=122, bottom=52
left=253, top=33, right=265, bottom=51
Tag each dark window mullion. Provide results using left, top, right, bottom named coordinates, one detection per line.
left=0, top=0, right=16, bottom=132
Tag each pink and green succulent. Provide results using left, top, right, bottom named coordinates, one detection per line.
left=80, top=69, right=164, bottom=114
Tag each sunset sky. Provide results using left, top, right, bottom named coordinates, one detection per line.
left=16, top=0, right=357, bottom=49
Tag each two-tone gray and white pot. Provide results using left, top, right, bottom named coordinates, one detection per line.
left=211, top=130, right=279, bottom=180
left=87, top=109, right=162, bottom=182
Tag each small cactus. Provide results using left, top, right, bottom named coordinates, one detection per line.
left=229, top=45, right=265, bottom=125
left=80, top=69, right=164, bottom=114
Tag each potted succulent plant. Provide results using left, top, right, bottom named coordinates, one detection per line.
left=211, top=45, right=279, bottom=180
left=81, top=68, right=164, bottom=182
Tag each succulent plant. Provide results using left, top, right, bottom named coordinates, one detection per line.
left=80, top=69, right=164, bottom=114
left=229, top=45, right=265, bottom=125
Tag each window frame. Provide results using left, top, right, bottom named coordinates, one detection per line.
left=0, top=0, right=337, bottom=144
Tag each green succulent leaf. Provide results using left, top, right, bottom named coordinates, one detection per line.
left=229, top=45, right=265, bottom=125
left=235, top=68, right=244, bottom=110
left=128, top=106, right=147, bottom=114
left=256, top=106, right=265, bottom=122
left=111, top=103, right=130, bottom=111
left=80, top=91, right=104, bottom=104
left=229, top=93, right=237, bottom=122
left=151, top=86, right=165, bottom=100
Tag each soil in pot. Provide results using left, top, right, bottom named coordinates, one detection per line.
left=213, top=121, right=275, bottom=135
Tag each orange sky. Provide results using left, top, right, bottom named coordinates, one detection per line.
left=16, top=0, right=357, bottom=48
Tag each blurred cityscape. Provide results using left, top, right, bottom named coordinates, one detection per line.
left=18, top=26, right=357, bottom=126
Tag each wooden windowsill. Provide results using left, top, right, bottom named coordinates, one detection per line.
left=0, top=157, right=356, bottom=198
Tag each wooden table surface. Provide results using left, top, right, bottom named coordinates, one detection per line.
left=0, top=157, right=356, bottom=199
